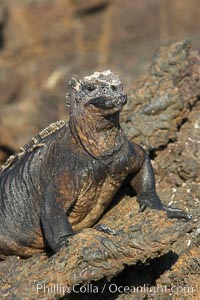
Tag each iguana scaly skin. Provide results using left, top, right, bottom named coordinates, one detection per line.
left=0, top=70, right=191, bottom=259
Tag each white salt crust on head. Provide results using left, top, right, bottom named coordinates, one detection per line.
left=83, top=70, right=121, bottom=86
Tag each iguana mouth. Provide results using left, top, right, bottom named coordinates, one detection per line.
left=88, top=94, right=127, bottom=109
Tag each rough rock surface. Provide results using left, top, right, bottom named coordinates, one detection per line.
left=0, top=210, right=194, bottom=299
left=121, top=40, right=200, bottom=151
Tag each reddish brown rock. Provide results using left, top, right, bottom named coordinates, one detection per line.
left=1, top=0, right=200, bottom=154
left=0, top=209, right=193, bottom=299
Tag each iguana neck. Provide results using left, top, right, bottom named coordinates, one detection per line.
left=69, top=110, right=124, bottom=160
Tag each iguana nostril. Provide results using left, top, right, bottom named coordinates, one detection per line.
left=111, top=85, right=117, bottom=91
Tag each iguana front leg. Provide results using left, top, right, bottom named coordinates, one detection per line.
left=130, top=152, right=192, bottom=221
left=40, top=185, right=74, bottom=252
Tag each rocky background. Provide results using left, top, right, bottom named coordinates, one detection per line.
left=0, top=1, right=199, bottom=299
left=0, top=0, right=200, bottom=159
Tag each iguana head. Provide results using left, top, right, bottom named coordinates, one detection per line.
left=67, top=70, right=127, bottom=116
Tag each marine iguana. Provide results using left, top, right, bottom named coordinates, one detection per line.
left=0, top=70, right=191, bottom=259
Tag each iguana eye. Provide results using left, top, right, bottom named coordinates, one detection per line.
left=86, top=85, right=96, bottom=92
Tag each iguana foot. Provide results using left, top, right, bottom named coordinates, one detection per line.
left=137, top=192, right=164, bottom=211
left=137, top=192, right=192, bottom=221
left=94, top=224, right=121, bottom=236
left=162, top=204, right=192, bottom=221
